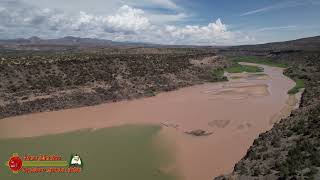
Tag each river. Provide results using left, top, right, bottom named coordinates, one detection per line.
left=0, top=63, right=301, bottom=180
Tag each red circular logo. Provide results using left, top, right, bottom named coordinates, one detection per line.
left=8, top=156, right=23, bottom=172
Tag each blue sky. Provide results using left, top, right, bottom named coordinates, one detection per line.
left=180, top=0, right=320, bottom=41
left=0, top=0, right=319, bottom=45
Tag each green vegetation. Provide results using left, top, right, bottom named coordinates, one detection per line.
left=279, top=140, right=320, bottom=178
left=0, top=125, right=177, bottom=180
left=230, top=56, right=306, bottom=95
left=225, top=63, right=263, bottom=73
left=232, top=56, right=288, bottom=68
left=288, top=78, right=305, bottom=94
left=210, top=69, right=224, bottom=77
left=207, top=60, right=265, bottom=82
left=207, top=68, right=228, bottom=82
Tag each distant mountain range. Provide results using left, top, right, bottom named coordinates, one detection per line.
left=0, top=36, right=154, bottom=50
left=0, top=35, right=319, bottom=51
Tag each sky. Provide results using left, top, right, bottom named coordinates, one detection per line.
left=0, top=0, right=319, bottom=45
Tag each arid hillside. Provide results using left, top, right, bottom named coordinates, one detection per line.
left=216, top=38, right=320, bottom=179
left=0, top=49, right=227, bottom=119
left=223, top=36, right=320, bottom=52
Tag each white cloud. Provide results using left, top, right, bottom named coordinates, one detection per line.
left=0, top=1, right=255, bottom=45
left=255, top=26, right=297, bottom=32
left=241, top=0, right=320, bottom=16
left=161, top=19, right=232, bottom=45
left=241, top=1, right=300, bottom=16
left=147, top=13, right=188, bottom=24
left=25, top=0, right=180, bottom=14
left=103, top=5, right=150, bottom=32
left=69, top=5, right=151, bottom=34
left=141, top=0, right=179, bottom=10
left=152, top=0, right=178, bottom=9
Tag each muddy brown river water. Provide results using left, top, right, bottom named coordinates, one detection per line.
left=0, top=63, right=301, bottom=180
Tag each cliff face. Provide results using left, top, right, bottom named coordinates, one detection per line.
left=0, top=49, right=228, bottom=119
left=216, top=51, right=320, bottom=180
